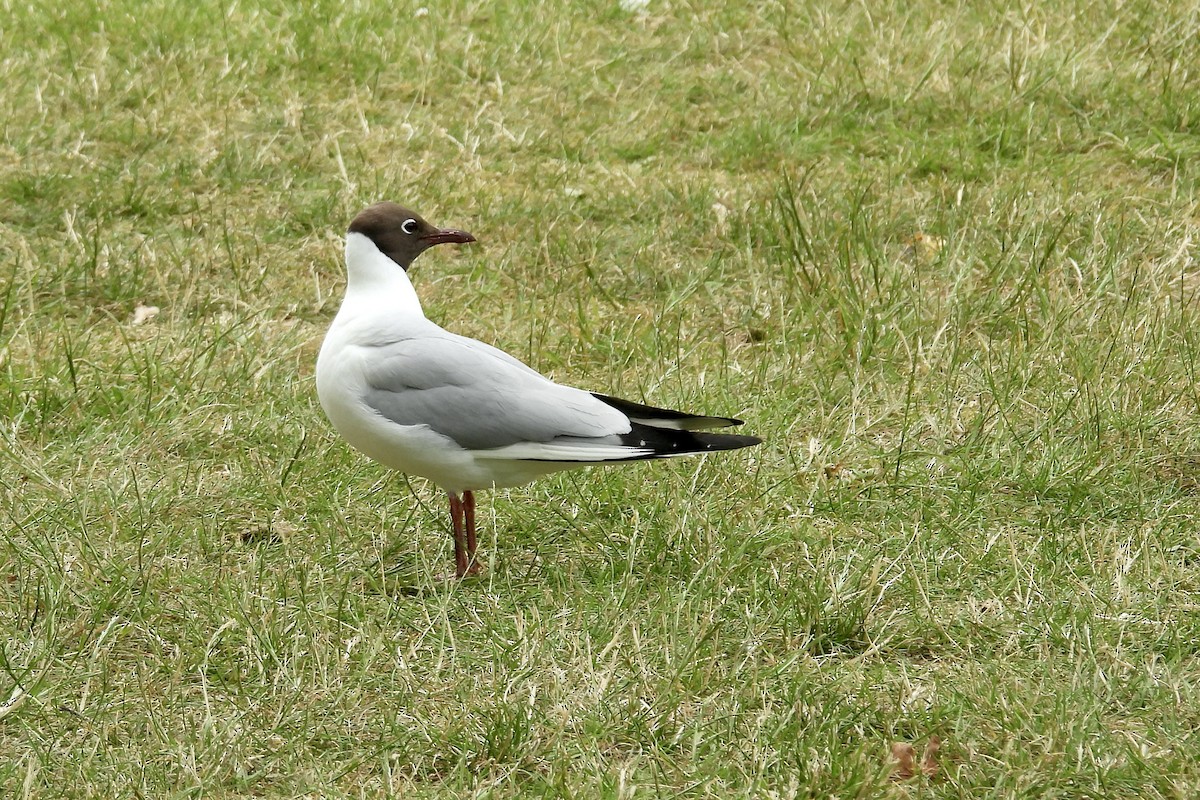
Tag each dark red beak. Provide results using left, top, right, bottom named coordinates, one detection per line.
left=420, top=228, right=476, bottom=246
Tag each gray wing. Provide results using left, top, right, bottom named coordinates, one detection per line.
left=361, top=332, right=631, bottom=450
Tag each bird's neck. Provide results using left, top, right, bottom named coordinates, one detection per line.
left=342, top=233, right=425, bottom=318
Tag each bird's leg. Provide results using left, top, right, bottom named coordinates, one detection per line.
left=463, top=490, right=480, bottom=575
left=448, top=492, right=470, bottom=578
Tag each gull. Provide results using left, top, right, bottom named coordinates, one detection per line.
left=316, top=202, right=761, bottom=578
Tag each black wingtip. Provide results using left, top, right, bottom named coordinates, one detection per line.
left=618, top=423, right=762, bottom=458
left=690, top=432, right=762, bottom=451
left=592, top=392, right=746, bottom=430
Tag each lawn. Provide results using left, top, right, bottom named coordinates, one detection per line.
left=3, top=0, right=1200, bottom=796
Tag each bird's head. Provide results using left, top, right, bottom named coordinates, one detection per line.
left=347, top=202, right=476, bottom=271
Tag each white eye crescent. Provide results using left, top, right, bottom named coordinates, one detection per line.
left=401, top=218, right=419, bottom=234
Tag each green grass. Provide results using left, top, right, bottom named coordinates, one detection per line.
left=3, top=0, right=1200, bottom=795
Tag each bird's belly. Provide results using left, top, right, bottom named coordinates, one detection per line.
left=317, top=363, right=552, bottom=493
left=316, top=341, right=595, bottom=493
left=320, top=389, right=463, bottom=482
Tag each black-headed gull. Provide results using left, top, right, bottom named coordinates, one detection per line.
left=316, top=202, right=761, bottom=578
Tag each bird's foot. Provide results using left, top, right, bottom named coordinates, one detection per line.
left=457, top=559, right=486, bottom=579
left=434, top=562, right=486, bottom=582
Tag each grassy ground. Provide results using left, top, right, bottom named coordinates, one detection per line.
left=3, top=0, right=1200, bottom=796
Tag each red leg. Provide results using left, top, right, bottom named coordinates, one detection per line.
left=463, top=490, right=480, bottom=576
left=448, top=492, right=469, bottom=578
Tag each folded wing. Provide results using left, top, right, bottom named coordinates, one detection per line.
left=361, top=332, right=759, bottom=463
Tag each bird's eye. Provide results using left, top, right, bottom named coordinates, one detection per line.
left=401, top=219, right=419, bottom=234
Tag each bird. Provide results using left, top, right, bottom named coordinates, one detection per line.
left=316, top=202, right=761, bottom=578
